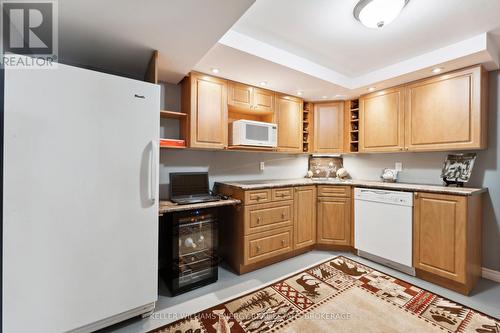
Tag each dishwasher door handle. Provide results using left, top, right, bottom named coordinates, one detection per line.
left=359, top=189, right=391, bottom=195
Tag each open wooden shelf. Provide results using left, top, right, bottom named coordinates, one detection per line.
left=160, top=110, right=187, bottom=119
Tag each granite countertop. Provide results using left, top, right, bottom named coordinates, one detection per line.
left=215, top=179, right=487, bottom=196
left=159, top=198, right=241, bottom=214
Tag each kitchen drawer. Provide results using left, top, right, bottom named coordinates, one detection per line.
left=244, top=201, right=293, bottom=235
left=272, top=187, right=293, bottom=201
left=244, top=189, right=272, bottom=204
left=318, top=185, right=351, bottom=197
left=244, top=227, right=293, bottom=265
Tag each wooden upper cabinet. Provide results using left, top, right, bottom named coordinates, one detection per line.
left=293, top=186, right=316, bottom=250
left=405, top=66, right=487, bottom=151
left=228, top=82, right=252, bottom=110
left=184, top=72, right=228, bottom=149
left=413, top=193, right=467, bottom=284
left=313, top=102, right=344, bottom=153
left=275, top=94, right=303, bottom=152
left=360, top=87, right=405, bottom=152
left=228, top=82, right=274, bottom=114
left=253, top=88, right=274, bottom=113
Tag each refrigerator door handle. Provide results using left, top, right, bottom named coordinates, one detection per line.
left=150, top=140, right=158, bottom=203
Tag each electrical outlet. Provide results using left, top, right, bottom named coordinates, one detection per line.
left=395, top=162, right=403, bottom=172
left=260, top=161, right=265, bottom=171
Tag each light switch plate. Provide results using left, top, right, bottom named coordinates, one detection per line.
left=260, top=162, right=265, bottom=171
left=395, top=162, right=403, bottom=172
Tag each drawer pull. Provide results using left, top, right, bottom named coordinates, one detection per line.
left=257, top=217, right=261, bottom=224
left=281, top=239, right=285, bottom=246
left=281, top=212, right=286, bottom=219
left=256, top=245, right=261, bottom=253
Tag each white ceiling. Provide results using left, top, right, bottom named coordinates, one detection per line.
left=196, top=0, right=500, bottom=100
left=58, top=0, right=254, bottom=82
left=58, top=0, right=500, bottom=100
left=231, top=0, right=500, bottom=77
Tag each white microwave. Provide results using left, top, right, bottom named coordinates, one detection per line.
left=230, top=120, right=278, bottom=147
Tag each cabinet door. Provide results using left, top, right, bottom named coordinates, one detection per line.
left=253, top=88, right=274, bottom=114
left=313, top=102, right=344, bottom=153
left=293, top=186, right=316, bottom=250
left=405, top=66, right=486, bottom=151
left=317, top=197, right=351, bottom=246
left=360, top=87, right=404, bottom=152
left=276, top=95, right=303, bottom=152
left=413, top=193, right=466, bottom=283
left=228, top=82, right=253, bottom=110
left=189, top=73, right=228, bottom=149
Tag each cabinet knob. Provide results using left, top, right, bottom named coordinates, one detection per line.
left=281, top=239, right=285, bottom=246
left=256, top=217, right=261, bottom=224
left=281, top=212, right=286, bottom=219
left=256, top=245, right=261, bottom=253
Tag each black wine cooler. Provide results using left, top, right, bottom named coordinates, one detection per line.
left=159, top=208, right=218, bottom=296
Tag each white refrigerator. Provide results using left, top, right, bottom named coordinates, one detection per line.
left=3, top=61, right=160, bottom=332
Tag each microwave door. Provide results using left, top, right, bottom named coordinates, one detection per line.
left=245, top=124, right=270, bottom=146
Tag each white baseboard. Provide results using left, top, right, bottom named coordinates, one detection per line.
left=482, top=267, right=500, bottom=283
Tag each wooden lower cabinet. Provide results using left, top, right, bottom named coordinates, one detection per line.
left=293, top=186, right=316, bottom=250
left=413, top=192, right=482, bottom=294
left=244, top=227, right=293, bottom=266
left=217, top=184, right=482, bottom=294
left=317, top=196, right=351, bottom=247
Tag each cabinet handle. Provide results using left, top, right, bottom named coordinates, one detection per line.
left=257, top=217, right=261, bottom=224
left=399, top=147, right=403, bottom=151
left=281, top=239, right=285, bottom=246
left=256, top=245, right=261, bottom=253
left=281, top=212, right=286, bottom=219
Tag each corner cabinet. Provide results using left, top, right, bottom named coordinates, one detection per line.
left=275, top=94, right=303, bottom=153
left=313, top=102, right=344, bottom=153
left=413, top=192, right=482, bottom=294
left=359, top=87, right=405, bottom=152
left=293, top=186, right=316, bottom=250
left=405, top=66, right=488, bottom=151
left=182, top=72, right=228, bottom=149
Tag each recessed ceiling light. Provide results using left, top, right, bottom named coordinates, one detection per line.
left=368, top=87, right=376, bottom=92
left=259, top=81, right=267, bottom=87
left=322, top=96, right=328, bottom=99
left=335, top=94, right=346, bottom=99
left=432, top=67, right=443, bottom=74
left=297, top=91, right=303, bottom=96
left=354, top=0, right=409, bottom=29
left=211, top=68, right=219, bottom=74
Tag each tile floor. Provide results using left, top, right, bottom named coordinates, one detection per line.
left=101, top=250, right=500, bottom=333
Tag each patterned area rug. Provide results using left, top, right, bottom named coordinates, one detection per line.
left=150, top=256, right=499, bottom=333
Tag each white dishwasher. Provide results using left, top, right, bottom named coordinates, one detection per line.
left=354, top=187, right=415, bottom=275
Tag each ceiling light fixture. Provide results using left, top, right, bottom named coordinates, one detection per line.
left=354, top=0, right=409, bottom=29
left=432, top=67, right=443, bottom=74
left=297, top=91, right=303, bottom=96
left=211, top=68, right=219, bottom=74
left=259, top=81, right=267, bottom=87
left=368, top=87, right=376, bottom=92
left=322, top=96, right=328, bottom=99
